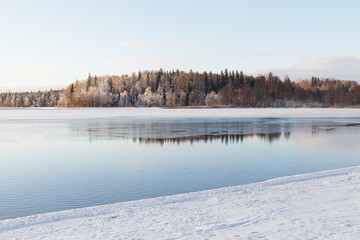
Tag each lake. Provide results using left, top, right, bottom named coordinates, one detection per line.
left=1, top=108, right=360, bottom=220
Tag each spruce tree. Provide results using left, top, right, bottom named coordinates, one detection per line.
left=94, top=75, right=98, bottom=87
left=108, top=78, right=113, bottom=94
left=162, top=84, right=166, bottom=106
left=203, top=71, right=209, bottom=94
left=239, top=71, right=245, bottom=87
left=86, top=73, right=91, bottom=91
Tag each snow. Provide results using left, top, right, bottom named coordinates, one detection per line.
left=1, top=166, right=359, bottom=239
left=0, top=107, right=360, bottom=120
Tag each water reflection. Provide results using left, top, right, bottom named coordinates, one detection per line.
left=1, top=117, right=360, bottom=220
left=311, top=123, right=360, bottom=135
left=70, top=118, right=359, bottom=145
left=71, top=118, right=295, bottom=144
left=135, top=132, right=287, bottom=145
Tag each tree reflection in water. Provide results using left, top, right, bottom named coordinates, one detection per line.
left=136, top=132, right=287, bottom=145
left=71, top=118, right=359, bottom=146
left=71, top=118, right=296, bottom=145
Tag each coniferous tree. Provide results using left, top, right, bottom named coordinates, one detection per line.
left=162, top=84, right=166, bottom=106
left=1, top=69, right=359, bottom=108
left=203, top=71, right=209, bottom=94
left=94, top=75, right=98, bottom=87
left=86, top=73, right=91, bottom=91
left=108, top=77, right=113, bottom=94
left=239, top=71, right=244, bottom=87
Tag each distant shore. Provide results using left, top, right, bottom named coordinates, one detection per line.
left=0, top=105, right=359, bottom=109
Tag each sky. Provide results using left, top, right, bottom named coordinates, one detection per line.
left=1, top=0, right=360, bottom=91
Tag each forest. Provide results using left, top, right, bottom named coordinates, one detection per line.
left=1, top=69, right=360, bottom=108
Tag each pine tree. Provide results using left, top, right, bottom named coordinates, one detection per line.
left=86, top=73, right=91, bottom=91
left=224, top=68, right=229, bottom=81
left=146, top=72, right=150, bottom=86
left=235, top=70, right=240, bottom=88
left=94, top=75, right=98, bottom=87
left=239, top=71, right=245, bottom=87
left=108, top=77, right=113, bottom=94
left=185, top=79, right=192, bottom=106
left=162, top=84, right=166, bottom=106
left=155, top=68, right=163, bottom=92
left=203, top=71, right=209, bottom=94
left=220, top=70, right=225, bottom=87
left=231, top=70, right=235, bottom=88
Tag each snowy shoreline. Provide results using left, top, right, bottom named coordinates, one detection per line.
left=1, top=166, right=360, bottom=239
left=1, top=107, right=360, bottom=120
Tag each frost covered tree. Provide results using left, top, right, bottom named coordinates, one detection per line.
left=1, top=69, right=360, bottom=108
left=206, top=91, right=221, bottom=106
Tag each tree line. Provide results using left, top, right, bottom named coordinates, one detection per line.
left=1, top=69, right=360, bottom=108
left=0, top=90, right=60, bottom=107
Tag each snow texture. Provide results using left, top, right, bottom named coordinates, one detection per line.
left=1, top=166, right=360, bottom=239
left=0, top=107, right=360, bottom=120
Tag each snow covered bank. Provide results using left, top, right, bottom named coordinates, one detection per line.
left=0, top=107, right=360, bottom=120
left=1, top=166, right=359, bottom=239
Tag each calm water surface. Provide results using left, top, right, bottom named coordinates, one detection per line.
left=1, top=117, right=360, bottom=220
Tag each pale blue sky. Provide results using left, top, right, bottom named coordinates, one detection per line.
left=1, top=0, right=360, bottom=91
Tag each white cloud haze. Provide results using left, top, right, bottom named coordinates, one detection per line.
left=247, top=54, right=360, bottom=81
left=119, top=40, right=198, bottom=47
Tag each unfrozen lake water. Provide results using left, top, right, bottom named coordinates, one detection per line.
left=1, top=110, right=360, bottom=220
